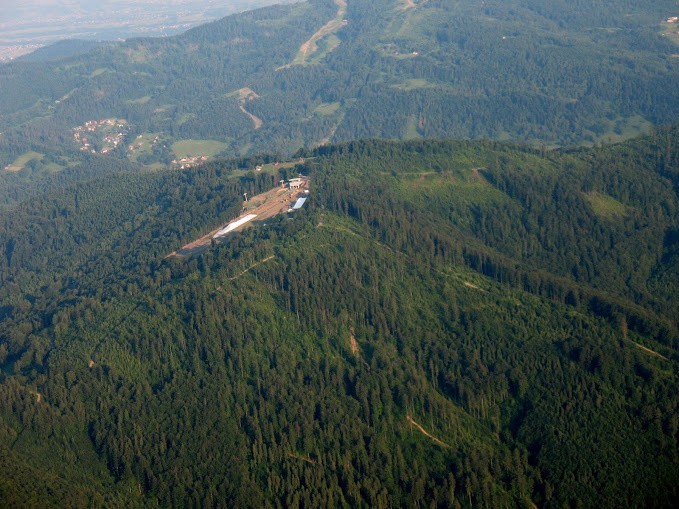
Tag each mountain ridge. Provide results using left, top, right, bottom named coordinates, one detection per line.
left=0, top=1, right=678, bottom=507
left=1, top=0, right=678, bottom=171
left=1, top=132, right=678, bottom=506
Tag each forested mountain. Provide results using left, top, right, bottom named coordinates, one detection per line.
left=16, top=41, right=112, bottom=64
left=1, top=0, right=678, bottom=506
left=1, top=0, right=678, bottom=170
left=1, top=130, right=678, bottom=507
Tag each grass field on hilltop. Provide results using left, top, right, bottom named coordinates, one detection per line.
left=592, top=115, right=653, bottom=145
left=314, top=102, right=341, bottom=116
left=584, top=192, right=629, bottom=219
left=5, top=151, right=44, bottom=171
left=172, top=139, right=228, bottom=159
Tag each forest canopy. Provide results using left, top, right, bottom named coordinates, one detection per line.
left=0, top=130, right=678, bottom=507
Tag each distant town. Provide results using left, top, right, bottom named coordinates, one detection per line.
left=0, top=1, right=294, bottom=62
left=72, top=119, right=129, bottom=154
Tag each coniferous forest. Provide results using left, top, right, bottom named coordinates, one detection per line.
left=1, top=0, right=679, bottom=507
left=1, top=130, right=679, bottom=507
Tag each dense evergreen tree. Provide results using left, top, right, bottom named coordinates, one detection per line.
left=1, top=132, right=678, bottom=507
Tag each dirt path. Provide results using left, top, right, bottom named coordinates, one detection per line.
left=318, top=113, right=344, bottom=146
left=463, top=281, right=483, bottom=291
left=229, top=255, right=275, bottom=280
left=240, top=105, right=263, bottom=130
left=348, top=328, right=370, bottom=368
left=349, top=327, right=359, bottom=356
left=469, top=167, right=486, bottom=182
left=287, top=452, right=316, bottom=465
left=407, top=414, right=450, bottom=448
left=278, top=0, right=347, bottom=69
left=399, top=0, right=416, bottom=10
left=318, top=128, right=337, bottom=146
left=231, top=88, right=263, bottom=129
left=631, top=341, right=669, bottom=361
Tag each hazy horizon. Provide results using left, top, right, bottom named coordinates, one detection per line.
left=0, top=0, right=295, bottom=61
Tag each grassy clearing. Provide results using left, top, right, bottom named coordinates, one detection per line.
left=5, top=151, right=44, bottom=171
left=392, top=79, right=434, bottom=91
left=43, top=162, right=65, bottom=173
left=13, top=151, right=44, bottom=167
left=124, top=45, right=153, bottom=63
left=392, top=6, right=438, bottom=43
left=58, top=88, right=78, bottom=102
left=314, top=102, right=341, bottom=116
left=403, top=116, right=421, bottom=140
left=176, top=113, right=195, bottom=126
left=584, top=192, right=629, bottom=220
left=309, top=34, right=341, bottom=64
left=231, top=160, right=301, bottom=179
left=591, top=115, right=653, bottom=145
left=172, top=139, right=228, bottom=159
left=376, top=43, right=420, bottom=60
left=395, top=166, right=515, bottom=231
left=284, top=0, right=347, bottom=67
left=226, top=87, right=260, bottom=100
left=239, top=142, right=254, bottom=157
left=262, top=161, right=299, bottom=173
left=89, top=68, right=113, bottom=78
left=126, top=96, right=151, bottom=105
left=661, top=20, right=679, bottom=46
left=127, top=133, right=160, bottom=162
left=402, top=170, right=510, bottom=206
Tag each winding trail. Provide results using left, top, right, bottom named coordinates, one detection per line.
left=278, top=0, right=347, bottom=69
left=463, top=281, right=483, bottom=291
left=229, top=255, right=275, bottom=281
left=231, top=88, right=263, bottom=129
left=407, top=414, right=450, bottom=448
left=240, top=105, right=262, bottom=130
left=317, top=112, right=344, bottom=146
left=631, top=340, right=668, bottom=360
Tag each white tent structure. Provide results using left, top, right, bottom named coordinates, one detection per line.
left=213, top=214, right=257, bottom=238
